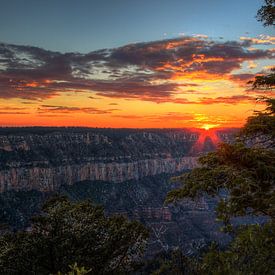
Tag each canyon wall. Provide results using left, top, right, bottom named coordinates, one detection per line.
left=0, top=157, right=198, bottom=192
left=0, top=127, right=237, bottom=192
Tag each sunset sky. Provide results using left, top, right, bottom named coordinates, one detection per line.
left=0, top=0, right=274, bottom=129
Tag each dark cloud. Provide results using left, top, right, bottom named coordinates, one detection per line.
left=0, top=37, right=273, bottom=102
left=0, top=106, right=27, bottom=110
left=137, top=94, right=257, bottom=105
left=230, top=73, right=255, bottom=82
left=88, top=96, right=101, bottom=99
left=37, top=105, right=117, bottom=114
left=196, top=95, right=256, bottom=105
left=0, top=111, right=28, bottom=115
left=0, top=106, right=28, bottom=115
left=107, top=38, right=271, bottom=75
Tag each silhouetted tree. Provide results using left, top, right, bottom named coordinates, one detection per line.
left=0, top=197, right=149, bottom=274
left=257, top=0, right=275, bottom=26
left=166, top=69, right=275, bottom=273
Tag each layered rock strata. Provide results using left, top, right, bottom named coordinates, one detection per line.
left=0, top=127, right=237, bottom=192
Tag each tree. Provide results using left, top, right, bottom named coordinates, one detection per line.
left=198, top=223, right=275, bottom=274
left=0, top=197, right=149, bottom=274
left=166, top=69, right=275, bottom=273
left=58, top=263, right=92, bottom=275
left=257, top=0, right=275, bottom=26
left=244, top=68, right=275, bottom=144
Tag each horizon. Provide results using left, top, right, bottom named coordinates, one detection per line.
left=0, top=125, right=240, bottom=131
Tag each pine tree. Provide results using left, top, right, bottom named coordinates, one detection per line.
left=166, top=69, right=275, bottom=274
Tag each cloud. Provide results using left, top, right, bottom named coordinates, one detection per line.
left=193, top=34, right=208, bottom=39
left=0, top=37, right=273, bottom=103
left=240, top=35, right=275, bottom=45
left=248, top=61, right=257, bottom=69
left=0, top=111, right=28, bottom=115
left=196, top=95, right=255, bottom=105
left=229, top=73, right=256, bottom=85
left=160, top=95, right=257, bottom=105
left=0, top=106, right=29, bottom=114
left=37, top=105, right=118, bottom=115
left=0, top=106, right=27, bottom=110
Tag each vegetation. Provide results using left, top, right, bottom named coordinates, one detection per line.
left=0, top=197, right=149, bottom=274
left=0, top=2, right=274, bottom=274
left=165, top=67, right=275, bottom=273
left=244, top=69, right=275, bottom=142
left=257, top=0, right=275, bottom=26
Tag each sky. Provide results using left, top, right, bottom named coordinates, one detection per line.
left=0, top=0, right=274, bottom=129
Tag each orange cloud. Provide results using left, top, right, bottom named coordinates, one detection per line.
left=240, top=35, right=275, bottom=45
left=0, top=36, right=273, bottom=128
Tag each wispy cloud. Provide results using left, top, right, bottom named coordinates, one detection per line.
left=240, top=35, right=275, bottom=45
left=37, top=105, right=118, bottom=114
left=0, top=106, right=29, bottom=115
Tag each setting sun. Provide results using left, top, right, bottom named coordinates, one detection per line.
left=201, top=124, right=220, bottom=131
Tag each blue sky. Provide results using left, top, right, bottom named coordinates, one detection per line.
left=0, top=0, right=273, bottom=53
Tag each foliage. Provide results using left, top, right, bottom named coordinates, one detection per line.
left=248, top=68, right=275, bottom=90
left=166, top=68, right=275, bottom=273
left=241, top=98, right=275, bottom=139
left=141, top=250, right=200, bottom=275
left=167, top=67, right=275, bottom=225
left=57, top=263, right=92, bottom=275
left=0, top=196, right=149, bottom=274
left=144, top=223, right=275, bottom=274
left=243, top=68, right=275, bottom=143
left=167, top=142, right=275, bottom=225
left=257, top=0, right=275, bottom=26
left=0, top=190, right=46, bottom=230
left=198, top=222, right=275, bottom=274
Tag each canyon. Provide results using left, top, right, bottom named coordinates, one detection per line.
left=0, top=127, right=239, bottom=256
left=0, top=127, right=236, bottom=192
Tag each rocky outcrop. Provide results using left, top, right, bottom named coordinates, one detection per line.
left=0, top=157, right=198, bottom=192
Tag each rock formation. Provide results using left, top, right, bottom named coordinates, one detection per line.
left=0, top=127, right=237, bottom=192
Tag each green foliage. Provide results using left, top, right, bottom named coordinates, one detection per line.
left=241, top=98, right=275, bottom=142
left=0, top=197, right=149, bottom=274
left=166, top=68, right=275, bottom=273
left=167, top=68, right=275, bottom=225
left=167, top=142, right=275, bottom=224
left=257, top=0, right=275, bottom=26
left=198, top=222, right=275, bottom=274
left=56, top=263, right=92, bottom=275
left=0, top=190, right=46, bottom=229
left=141, top=250, right=200, bottom=275
left=244, top=68, right=275, bottom=138
left=142, top=222, right=275, bottom=274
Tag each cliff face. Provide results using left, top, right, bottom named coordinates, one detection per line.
left=0, top=128, right=237, bottom=192
left=0, top=157, right=198, bottom=192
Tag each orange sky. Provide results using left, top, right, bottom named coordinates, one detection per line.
left=0, top=35, right=274, bottom=129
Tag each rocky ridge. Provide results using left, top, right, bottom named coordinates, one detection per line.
left=0, top=127, right=237, bottom=192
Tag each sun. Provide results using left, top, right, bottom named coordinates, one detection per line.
left=201, top=124, right=219, bottom=130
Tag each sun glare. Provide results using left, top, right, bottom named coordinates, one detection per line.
left=201, top=124, right=219, bottom=130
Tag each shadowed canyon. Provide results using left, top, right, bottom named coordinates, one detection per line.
left=0, top=127, right=241, bottom=256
